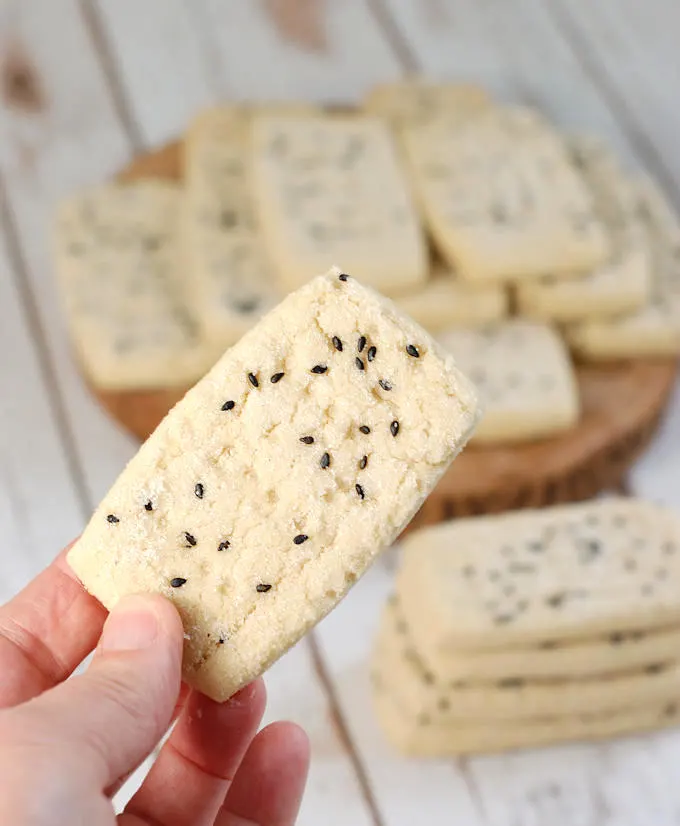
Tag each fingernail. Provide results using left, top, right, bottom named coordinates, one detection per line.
left=101, top=596, right=160, bottom=652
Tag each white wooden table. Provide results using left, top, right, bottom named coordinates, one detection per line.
left=1, top=1, right=680, bottom=823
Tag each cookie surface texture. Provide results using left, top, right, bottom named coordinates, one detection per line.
left=68, top=269, right=479, bottom=701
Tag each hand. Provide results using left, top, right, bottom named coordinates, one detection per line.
left=0, top=545, right=310, bottom=825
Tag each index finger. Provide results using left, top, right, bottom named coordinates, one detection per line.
left=0, top=542, right=107, bottom=708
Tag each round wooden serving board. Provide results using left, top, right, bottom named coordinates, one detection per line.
left=93, top=139, right=679, bottom=526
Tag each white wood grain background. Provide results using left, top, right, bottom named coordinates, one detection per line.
left=1, top=1, right=679, bottom=822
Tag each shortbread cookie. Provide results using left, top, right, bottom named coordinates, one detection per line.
left=374, top=687, right=680, bottom=756
left=401, top=106, right=610, bottom=282
left=517, top=138, right=652, bottom=322
left=436, top=321, right=580, bottom=443
left=382, top=595, right=680, bottom=682
left=183, top=107, right=282, bottom=350
left=68, top=269, right=479, bottom=701
left=374, top=599, right=680, bottom=720
left=567, top=177, right=680, bottom=359
left=55, top=182, right=213, bottom=390
left=252, top=115, right=428, bottom=295
left=394, top=267, right=508, bottom=332
left=363, top=79, right=491, bottom=127
left=397, top=499, right=680, bottom=654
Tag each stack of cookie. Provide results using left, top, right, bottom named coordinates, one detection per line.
left=54, top=80, right=680, bottom=445
left=373, top=498, right=680, bottom=756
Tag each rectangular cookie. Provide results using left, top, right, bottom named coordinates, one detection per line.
left=516, top=138, right=652, bottom=322
left=381, top=595, right=680, bottom=683
left=374, top=688, right=680, bottom=757
left=252, top=114, right=428, bottom=296
left=394, top=266, right=508, bottom=332
left=183, top=106, right=283, bottom=350
left=400, top=106, right=610, bottom=283
left=566, top=176, right=680, bottom=359
left=374, top=597, right=680, bottom=721
left=55, top=181, right=213, bottom=390
left=67, top=269, right=479, bottom=701
left=396, top=498, right=680, bottom=654
left=436, top=320, right=580, bottom=443
left=363, top=79, right=491, bottom=127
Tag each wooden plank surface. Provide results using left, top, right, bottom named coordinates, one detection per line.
left=0, top=0, right=138, bottom=508
left=549, top=0, right=680, bottom=197
left=91, top=0, right=217, bottom=147
left=0, top=215, right=85, bottom=600
left=192, top=0, right=403, bottom=102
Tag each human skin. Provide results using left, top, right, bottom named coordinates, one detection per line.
left=0, top=544, right=310, bottom=825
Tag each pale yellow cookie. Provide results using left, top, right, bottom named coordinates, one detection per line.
left=401, top=106, right=610, bottom=282
left=374, top=687, right=680, bottom=756
left=68, top=269, right=479, bottom=701
left=252, top=114, right=428, bottom=295
left=517, top=137, right=652, bottom=322
left=437, top=320, right=580, bottom=443
left=380, top=595, right=680, bottom=682
left=397, top=499, right=680, bottom=653
left=393, top=266, right=508, bottom=332
left=567, top=176, right=680, bottom=359
left=363, top=79, right=491, bottom=126
left=55, top=182, right=213, bottom=390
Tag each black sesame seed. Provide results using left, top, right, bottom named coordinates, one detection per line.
left=338, top=273, right=349, bottom=282
left=194, top=483, right=204, bottom=499
left=311, top=364, right=328, bottom=374
left=144, top=500, right=153, bottom=511
left=248, top=372, right=259, bottom=388
left=270, top=372, right=285, bottom=383
left=221, top=400, right=236, bottom=411
left=406, top=344, right=420, bottom=358
left=332, top=336, right=343, bottom=351
left=107, top=514, right=120, bottom=523
left=293, top=534, right=309, bottom=545
left=218, top=637, right=226, bottom=645
left=609, top=632, right=625, bottom=645
left=184, top=532, right=197, bottom=547
left=355, top=357, right=365, bottom=371
left=546, top=592, right=565, bottom=608
left=170, top=577, right=187, bottom=588
left=358, top=335, right=367, bottom=353
left=367, top=346, right=377, bottom=362
left=508, top=562, right=535, bottom=574
left=390, top=420, right=400, bottom=437
left=646, top=663, right=665, bottom=674
left=256, top=583, right=272, bottom=593
left=498, top=677, right=524, bottom=689
left=218, top=540, right=230, bottom=552
left=300, top=436, right=314, bottom=444
left=359, top=425, right=371, bottom=434
left=320, top=452, right=331, bottom=469
left=355, top=483, right=365, bottom=500
left=359, top=455, right=368, bottom=470
left=379, top=379, right=392, bottom=391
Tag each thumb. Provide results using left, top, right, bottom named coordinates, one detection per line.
left=20, top=594, right=183, bottom=788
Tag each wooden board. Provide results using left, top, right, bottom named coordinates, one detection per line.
left=102, top=137, right=680, bottom=516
